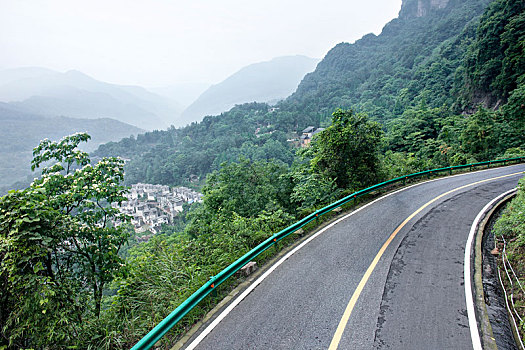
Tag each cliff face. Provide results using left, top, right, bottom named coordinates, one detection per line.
left=399, top=0, right=451, bottom=18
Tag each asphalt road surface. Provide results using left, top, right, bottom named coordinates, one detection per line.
left=183, top=164, right=525, bottom=350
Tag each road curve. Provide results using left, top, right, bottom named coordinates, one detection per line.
left=183, top=164, right=525, bottom=350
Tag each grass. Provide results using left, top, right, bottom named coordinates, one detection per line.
left=494, top=177, right=525, bottom=344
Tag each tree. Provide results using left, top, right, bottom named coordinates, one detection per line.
left=0, top=188, right=83, bottom=348
left=210, top=159, right=291, bottom=217
left=185, top=158, right=294, bottom=237
left=385, top=107, right=442, bottom=154
left=289, top=147, right=339, bottom=211
left=310, top=109, right=383, bottom=190
left=0, top=133, right=130, bottom=348
left=460, top=107, right=498, bottom=160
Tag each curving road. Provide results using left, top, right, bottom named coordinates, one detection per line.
left=182, top=164, right=525, bottom=350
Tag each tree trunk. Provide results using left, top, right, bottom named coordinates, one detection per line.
left=94, top=282, right=104, bottom=318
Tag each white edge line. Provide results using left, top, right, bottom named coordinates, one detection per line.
left=186, top=164, right=524, bottom=350
left=464, top=188, right=517, bottom=350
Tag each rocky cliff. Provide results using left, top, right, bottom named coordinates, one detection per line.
left=399, top=0, right=451, bottom=18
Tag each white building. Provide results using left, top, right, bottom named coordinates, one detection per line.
left=118, top=183, right=203, bottom=234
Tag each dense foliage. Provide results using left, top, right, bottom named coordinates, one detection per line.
left=493, top=178, right=525, bottom=338
left=461, top=0, right=525, bottom=106
left=311, top=109, right=383, bottom=190
left=1, top=0, right=524, bottom=348
left=0, top=133, right=131, bottom=348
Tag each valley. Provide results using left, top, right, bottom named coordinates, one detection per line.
left=0, top=0, right=523, bottom=349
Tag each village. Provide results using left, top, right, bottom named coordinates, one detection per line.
left=115, top=183, right=203, bottom=234
left=114, top=124, right=323, bottom=236
left=284, top=125, right=325, bottom=147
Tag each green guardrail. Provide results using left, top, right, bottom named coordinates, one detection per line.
left=131, top=156, right=524, bottom=350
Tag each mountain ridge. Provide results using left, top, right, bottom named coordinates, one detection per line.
left=0, top=103, right=143, bottom=190
left=285, top=0, right=493, bottom=122
left=179, top=55, right=319, bottom=125
left=90, top=0, right=523, bottom=190
left=0, top=68, right=183, bottom=129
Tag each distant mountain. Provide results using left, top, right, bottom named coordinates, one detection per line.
left=179, top=55, right=319, bottom=124
left=150, top=82, right=210, bottom=110
left=0, top=103, right=143, bottom=189
left=0, top=68, right=183, bottom=130
left=93, top=0, right=525, bottom=191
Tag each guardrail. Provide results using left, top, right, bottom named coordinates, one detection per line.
left=131, top=156, right=524, bottom=350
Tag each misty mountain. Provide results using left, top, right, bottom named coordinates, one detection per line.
left=0, top=68, right=183, bottom=130
left=179, top=55, right=319, bottom=125
left=150, top=82, right=210, bottom=110
left=93, top=0, right=525, bottom=190
left=0, top=103, right=143, bottom=189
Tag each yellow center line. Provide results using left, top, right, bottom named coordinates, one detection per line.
left=328, top=171, right=524, bottom=350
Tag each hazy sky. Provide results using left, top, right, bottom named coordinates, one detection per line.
left=0, top=0, right=402, bottom=87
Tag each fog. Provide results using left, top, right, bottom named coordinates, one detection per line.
left=0, top=0, right=402, bottom=87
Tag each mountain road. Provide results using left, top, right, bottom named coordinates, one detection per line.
left=182, top=164, right=525, bottom=350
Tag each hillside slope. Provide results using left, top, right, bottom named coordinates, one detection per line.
left=94, top=0, right=524, bottom=188
left=284, top=0, right=493, bottom=123
left=0, top=68, right=182, bottom=129
left=179, top=56, right=319, bottom=125
left=0, top=103, right=143, bottom=190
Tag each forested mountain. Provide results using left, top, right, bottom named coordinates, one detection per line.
left=179, top=56, right=319, bottom=125
left=0, top=68, right=182, bottom=130
left=95, top=0, right=523, bottom=188
left=95, top=102, right=293, bottom=185
left=0, top=103, right=142, bottom=190
left=2, top=0, right=524, bottom=348
left=461, top=0, right=525, bottom=107
left=286, top=0, right=493, bottom=122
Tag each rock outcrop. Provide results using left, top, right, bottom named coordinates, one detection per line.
left=399, top=0, right=450, bottom=18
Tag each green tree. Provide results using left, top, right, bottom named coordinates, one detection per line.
left=185, top=158, right=294, bottom=238
left=30, top=133, right=131, bottom=318
left=0, top=133, right=130, bottom=348
left=199, top=158, right=291, bottom=218
left=0, top=188, right=83, bottom=348
left=460, top=107, right=498, bottom=160
left=289, top=147, right=339, bottom=211
left=385, top=107, right=443, bottom=154
left=310, top=109, right=383, bottom=190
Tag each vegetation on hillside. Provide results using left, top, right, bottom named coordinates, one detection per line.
left=94, top=0, right=523, bottom=189
left=461, top=0, right=525, bottom=107
left=1, top=0, right=524, bottom=348
left=94, top=102, right=295, bottom=186
left=493, top=178, right=525, bottom=340
left=0, top=133, right=131, bottom=347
